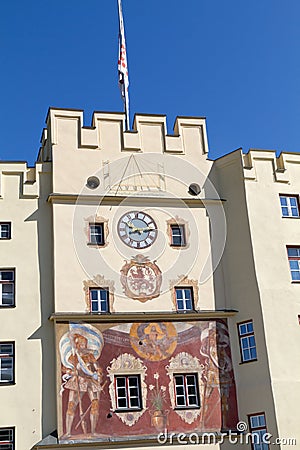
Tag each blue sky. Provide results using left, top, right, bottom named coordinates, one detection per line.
left=0, top=0, right=300, bottom=164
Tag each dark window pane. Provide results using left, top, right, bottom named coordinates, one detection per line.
left=175, top=289, right=183, bottom=299
left=0, top=272, right=13, bottom=281
left=288, top=248, right=299, bottom=257
left=90, top=290, right=98, bottom=300
left=176, top=396, right=186, bottom=406
left=128, top=377, right=138, bottom=387
left=91, top=302, right=98, bottom=312
left=116, top=378, right=126, bottom=387
left=239, top=324, right=247, bottom=335
left=117, top=398, right=127, bottom=408
left=280, top=197, right=287, bottom=206
left=291, top=271, right=300, bottom=281
left=100, top=290, right=107, bottom=300
left=246, top=322, right=253, bottom=333
left=188, top=395, right=198, bottom=405
left=130, top=397, right=139, bottom=407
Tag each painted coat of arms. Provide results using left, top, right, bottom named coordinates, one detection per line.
left=120, top=255, right=162, bottom=302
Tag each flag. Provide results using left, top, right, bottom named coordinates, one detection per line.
left=118, top=0, right=130, bottom=130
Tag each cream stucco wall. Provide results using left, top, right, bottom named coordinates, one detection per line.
left=242, top=150, right=300, bottom=446
left=0, top=163, right=56, bottom=450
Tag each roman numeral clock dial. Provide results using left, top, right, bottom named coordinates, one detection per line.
left=117, top=211, right=157, bottom=249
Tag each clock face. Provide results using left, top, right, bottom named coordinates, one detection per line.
left=118, top=211, right=157, bottom=249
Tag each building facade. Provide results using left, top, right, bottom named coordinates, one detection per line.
left=0, top=108, right=299, bottom=449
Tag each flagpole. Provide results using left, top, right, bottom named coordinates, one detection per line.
left=118, top=0, right=130, bottom=130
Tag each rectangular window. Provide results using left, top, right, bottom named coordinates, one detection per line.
left=115, top=375, right=141, bottom=410
left=89, top=223, right=104, bottom=245
left=89, top=288, right=109, bottom=313
left=238, top=320, right=257, bottom=363
left=170, top=224, right=186, bottom=247
left=0, top=427, right=14, bottom=449
left=0, top=270, right=15, bottom=307
left=0, top=343, right=15, bottom=384
left=248, top=413, right=269, bottom=450
left=280, top=195, right=300, bottom=217
left=287, top=247, right=300, bottom=281
left=174, top=374, right=199, bottom=408
left=0, top=223, right=11, bottom=240
left=175, top=287, right=194, bottom=311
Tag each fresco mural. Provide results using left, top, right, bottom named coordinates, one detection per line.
left=57, top=320, right=238, bottom=443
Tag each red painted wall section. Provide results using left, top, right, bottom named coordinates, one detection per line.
left=57, top=320, right=238, bottom=443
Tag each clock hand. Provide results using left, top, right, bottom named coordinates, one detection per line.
left=127, top=221, right=135, bottom=229
left=143, top=226, right=156, bottom=232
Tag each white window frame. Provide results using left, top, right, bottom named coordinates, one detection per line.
left=0, top=270, right=15, bottom=307
left=174, top=373, right=200, bottom=409
left=89, top=288, right=109, bottom=313
left=238, top=320, right=257, bottom=362
left=248, top=413, right=269, bottom=450
left=115, top=375, right=141, bottom=411
left=0, top=342, right=14, bottom=384
left=170, top=224, right=186, bottom=247
left=280, top=195, right=300, bottom=218
left=175, top=287, right=194, bottom=311
left=0, top=427, right=14, bottom=449
left=89, top=223, right=104, bottom=245
left=287, top=247, right=300, bottom=281
left=0, top=223, right=11, bottom=240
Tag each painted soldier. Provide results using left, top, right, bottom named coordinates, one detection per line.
left=60, top=329, right=104, bottom=438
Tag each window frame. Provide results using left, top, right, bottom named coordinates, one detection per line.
left=287, top=246, right=300, bottom=282
left=175, top=287, right=194, bottom=312
left=88, top=223, right=105, bottom=246
left=0, top=269, right=15, bottom=308
left=0, top=426, right=15, bottom=450
left=237, top=320, right=257, bottom=364
left=0, top=223, right=11, bottom=240
left=170, top=224, right=186, bottom=247
left=173, top=373, right=200, bottom=410
left=89, top=287, right=110, bottom=313
left=0, top=342, right=15, bottom=385
left=248, top=412, right=269, bottom=450
left=279, top=194, right=300, bottom=218
left=114, top=375, right=142, bottom=412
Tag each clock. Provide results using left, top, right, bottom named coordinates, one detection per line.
left=118, top=211, right=157, bottom=249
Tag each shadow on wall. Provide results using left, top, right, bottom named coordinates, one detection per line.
left=26, top=168, right=57, bottom=445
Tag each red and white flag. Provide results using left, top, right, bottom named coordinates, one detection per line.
left=118, top=0, right=130, bottom=130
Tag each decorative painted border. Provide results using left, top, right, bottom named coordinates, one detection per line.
left=83, top=275, right=115, bottom=313
left=107, top=353, right=147, bottom=427
left=84, top=214, right=109, bottom=248
left=169, top=275, right=199, bottom=310
left=166, top=216, right=190, bottom=249
left=166, top=352, right=204, bottom=424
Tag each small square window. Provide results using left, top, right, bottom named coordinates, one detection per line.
left=115, top=375, right=142, bottom=411
left=0, top=427, right=15, bottom=449
left=170, top=224, right=186, bottom=247
left=237, top=320, right=257, bottom=363
left=89, top=288, right=109, bottom=313
left=0, top=223, right=11, bottom=240
left=174, top=374, right=200, bottom=409
left=280, top=195, right=300, bottom=218
left=0, top=342, right=15, bottom=384
left=175, top=287, right=194, bottom=312
left=89, top=223, right=104, bottom=246
left=0, top=270, right=15, bottom=307
left=287, top=247, right=300, bottom=281
left=248, top=413, right=269, bottom=450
